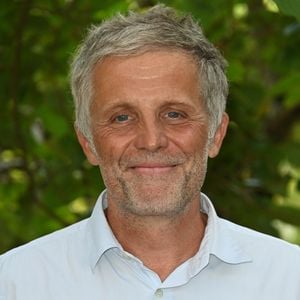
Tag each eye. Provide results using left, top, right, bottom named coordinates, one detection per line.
left=166, top=111, right=181, bottom=119
left=114, top=114, right=130, bottom=123
left=164, top=111, right=186, bottom=121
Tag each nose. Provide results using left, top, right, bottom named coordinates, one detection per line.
left=134, top=117, right=168, bottom=152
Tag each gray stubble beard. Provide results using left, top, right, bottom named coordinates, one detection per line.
left=113, top=154, right=208, bottom=219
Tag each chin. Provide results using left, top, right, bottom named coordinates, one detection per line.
left=119, top=185, right=192, bottom=217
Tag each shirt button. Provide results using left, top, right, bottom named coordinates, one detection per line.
left=154, top=289, right=163, bottom=298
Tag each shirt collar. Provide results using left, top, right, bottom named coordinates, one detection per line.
left=86, top=190, right=252, bottom=271
left=162, top=193, right=252, bottom=287
left=86, top=190, right=122, bottom=270
left=198, top=193, right=252, bottom=265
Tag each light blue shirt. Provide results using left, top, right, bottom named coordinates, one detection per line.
left=1, top=190, right=300, bottom=299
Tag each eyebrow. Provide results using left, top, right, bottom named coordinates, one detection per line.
left=100, top=98, right=197, bottom=116
left=101, top=101, right=135, bottom=115
left=159, top=100, right=195, bottom=109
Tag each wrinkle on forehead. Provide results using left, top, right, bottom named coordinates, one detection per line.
left=91, top=50, right=201, bottom=107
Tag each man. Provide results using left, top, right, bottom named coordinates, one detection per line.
left=0, top=5, right=299, bottom=300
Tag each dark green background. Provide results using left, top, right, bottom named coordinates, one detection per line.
left=1, top=0, right=300, bottom=253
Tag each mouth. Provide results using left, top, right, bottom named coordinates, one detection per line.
left=128, top=163, right=178, bottom=175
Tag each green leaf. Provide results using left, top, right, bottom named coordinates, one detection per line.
left=274, top=0, right=300, bottom=22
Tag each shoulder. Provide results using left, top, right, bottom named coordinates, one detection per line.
left=220, top=217, right=300, bottom=261
left=0, top=219, right=88, bottom=277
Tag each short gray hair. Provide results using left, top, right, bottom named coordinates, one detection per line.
left=70, top=4, right=228, bottom=141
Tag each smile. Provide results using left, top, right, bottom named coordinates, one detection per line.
left=129, top=164, right=178, bottom=175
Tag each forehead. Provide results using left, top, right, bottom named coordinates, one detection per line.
left=91, top=50, right=203, bottom=110
left=93, top=49, right=198, bottom=81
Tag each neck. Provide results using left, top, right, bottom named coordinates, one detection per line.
left=106, top=199, right=207, bottom=281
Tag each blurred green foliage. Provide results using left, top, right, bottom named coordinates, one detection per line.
left=1, top=0, right=300, bottom=253
left=274, top=0, right=300, bottom=22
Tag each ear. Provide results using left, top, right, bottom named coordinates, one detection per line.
left=208, top=113, right=229, bottom=158
left=75, top=128, right=99, bottom=166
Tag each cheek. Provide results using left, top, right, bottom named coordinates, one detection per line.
left=96, top=143, right=122, bottom=186
left=93, top=131, right=134, bottom=164
left=167, top=125, right=209, bottom=154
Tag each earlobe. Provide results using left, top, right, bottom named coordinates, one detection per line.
left=75, top=128, right=99, bottom=166
left=208, top=113, right=229, bottom=158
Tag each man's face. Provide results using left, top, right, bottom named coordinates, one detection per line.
left=77, top=50, right=228, bottom=218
